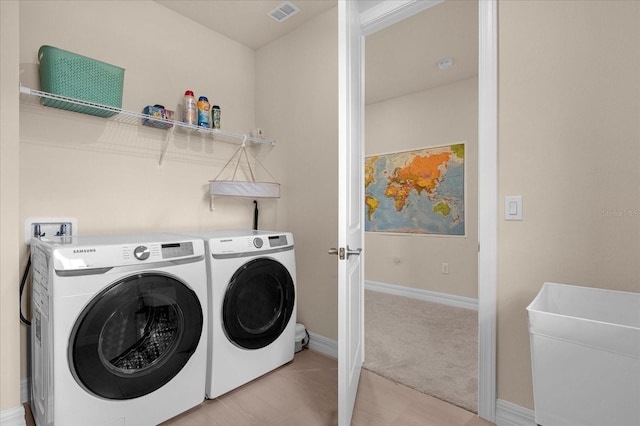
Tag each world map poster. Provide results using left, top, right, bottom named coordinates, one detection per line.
left=365, top=143, right=465, bottom=236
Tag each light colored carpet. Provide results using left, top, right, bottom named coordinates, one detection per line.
left=363, top=289, right=478, bottom=413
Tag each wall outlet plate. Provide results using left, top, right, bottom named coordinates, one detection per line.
left=24, top=217, right=77, bottom=245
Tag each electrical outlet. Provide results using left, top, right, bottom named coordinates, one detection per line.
left=441, top=262, right=449, bottom=274
left=24, top=217, right=77, bottom=245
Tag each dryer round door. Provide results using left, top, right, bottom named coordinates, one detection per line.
left=223, top=258, right=295, bottom=350
left=69, top=272, right=203, bottom=400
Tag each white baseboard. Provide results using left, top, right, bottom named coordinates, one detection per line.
left=307, top=331, right=338, bottom=359
left=495, top=399, right=536, bottom=426
left=365, top=280, right=479, bottom=311
left=0, top=405, right=26, bottom=426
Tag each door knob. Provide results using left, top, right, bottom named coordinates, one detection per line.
left=328, top=246, right=362, bottom=260
left=346, top=246, right=362, bottom=258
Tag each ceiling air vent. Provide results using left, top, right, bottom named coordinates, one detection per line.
left=268, top=1, right=300, bottom=23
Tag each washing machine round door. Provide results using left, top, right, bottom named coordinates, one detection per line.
left=223, top=258, right=295, bottom=349
left=69, top=272, right=203, bottom=400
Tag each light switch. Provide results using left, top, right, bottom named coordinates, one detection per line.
left=504, top=196, right=523, bottom=220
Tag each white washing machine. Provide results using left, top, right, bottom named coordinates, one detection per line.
left=29, top=233, right=208, bottom=426
left=179, top=230, right=296, bottom=399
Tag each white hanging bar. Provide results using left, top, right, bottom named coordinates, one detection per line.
left=209, top=181, right=280, bottom=198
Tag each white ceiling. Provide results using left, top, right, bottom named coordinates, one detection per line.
left=154, top=0, right=337, bottom=50
left=154, top=0, right=478, bottom=105
left=365, top=0, right=478, bottom=104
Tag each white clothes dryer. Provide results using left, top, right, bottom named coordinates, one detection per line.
left=179, top=230, right=296, bottom=399
left=29, top=233, right=207, bottom=426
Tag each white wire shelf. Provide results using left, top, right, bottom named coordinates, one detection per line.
left=18, top=85, right=276, bottom=147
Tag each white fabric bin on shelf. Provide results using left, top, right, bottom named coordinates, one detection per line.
left=527, top=282, right=640, bottom=426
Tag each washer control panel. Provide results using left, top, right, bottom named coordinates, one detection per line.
left=47, top=238, right=202, bottom=271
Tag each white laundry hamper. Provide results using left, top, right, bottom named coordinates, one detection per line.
left=527, top=282, right=640, bottom=426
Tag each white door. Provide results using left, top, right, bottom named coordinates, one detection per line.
left=336, top=1, right=365, bottom=425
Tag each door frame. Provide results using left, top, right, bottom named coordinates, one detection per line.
left=355, top=0, right=498, bottom=421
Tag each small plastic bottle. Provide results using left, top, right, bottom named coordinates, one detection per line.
left=197, top=96, right=211, bottom=128
left=182, top=90, right=197, bottom=126
left=211, top=105, right=221, bottom=129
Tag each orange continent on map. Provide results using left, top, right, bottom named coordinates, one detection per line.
left=383, top=152, right=452, bottom=211
left=384, top=184, right=412, bottom=211
left=392, top=152, right=451, bottom=194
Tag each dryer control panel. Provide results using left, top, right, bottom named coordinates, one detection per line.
left=252, top=235, right=287, bottom=249
left=210, top=232, right=293, bottom=255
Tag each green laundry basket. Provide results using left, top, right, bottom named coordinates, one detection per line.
left=38, top=45, right=124, bottom=118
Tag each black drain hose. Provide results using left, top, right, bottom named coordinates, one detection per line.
left=253, top=200, right=259, bottom=230
left=20, top=254, right=31, bottom=326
